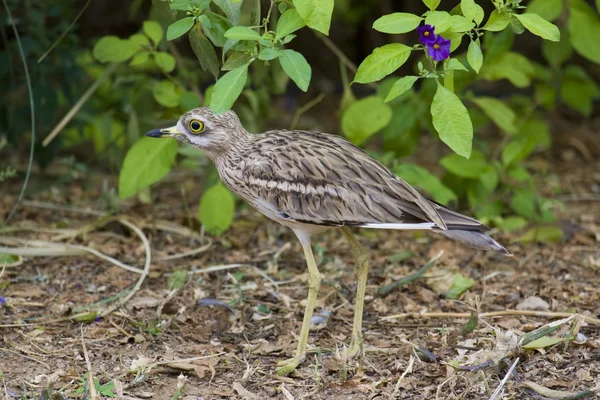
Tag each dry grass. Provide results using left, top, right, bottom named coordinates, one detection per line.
left=1, top=161, right=599, bottom=400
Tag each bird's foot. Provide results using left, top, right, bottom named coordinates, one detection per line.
left=276, top=356, right=302, bottom=376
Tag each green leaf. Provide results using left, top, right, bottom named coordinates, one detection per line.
left=92, top=36, right=139, bottom=63
left=275, top=9, right=306, bottom=40
left=353, top=43, right=412, bottom=84
left=154, top=52, right=176, bottom=73
left=129, top=33, right=150, bottom=48
left=292, top=0, right=334, bottom=35
left=560, top=69, right=600, bottom=117
left=502, top=135, right=537, bottom=166
left=394, top=164, right=457, bottom=205
left=440, top=150, right=489, bottom=178
left=282, top=34, right=297, bottom=44
left=222, top=51, right=252, bottom=70
left=515, top=13, right=560, bottom=42
left=527, top=0, right=563, bottom=22
left=0, top=254, right=19, bottom=265
left=510, top=14, right=526, bottom=34
left=446, top=273, right=475, bottom=299
left=170, top=0, right=210, bottom=11
left=467, top=39, right=483, bottom=73
left=471, top=97, right=517, bottom=134
left=166, top=17, right=195, bottom=41
left=224, top=26, right=262, bottom=41
left=143, top=21, right=163, bottom=46
left=202, top=12, right=233, bottom=47
left=423, top=0, right=441, bottom=11
left=425, top=11, right=453, bottom=33
left=450, top=15, right=475, bottom=32
left=568, top=0, right=600, bottom=64
left=373, top=13, right=423, bottom=34
left=258, top=48, right=283, bottom=61
left=179, top=91, right=201, bottom=110
left=461, top=0, right=484, bottom=25
left=153, top=81, right=180, bottom=107
left=517, top=226, right=563, bottom=244
left=199, top=183, right=235, bottom=235
left=480, top=52, right=535, bottom=88
left=522, top=335, right=563, bottom=349
left=279, top=49, right=311, bottom=91
left=189, top=25, right=220, bottom=79
left=385, top=76, right=419, bottom=102
left=496, top=216, right=527, bottom=232
left=510, top=188, right=537, bottom=219
left=342, top=96, right=392, bottom=146
left=446, top=58, right=468, bottom=71
left=542, top=29, right=572, bottom=68
left=210, top=63, right=249, bottom=114
left=431, top=83, right=473, bottom=158
left=212, top=0, right=242, bottom=25
left=118, top=137, right=178, bottom=199
left=383, top=103, right=420, bottom=157
left=448, top=32, right=465, bottom=52
left=482, top=10, right=510, bottom=31
left=129, top=50, right=150, bottom=66
left=168, top=270, right=188, bottom=290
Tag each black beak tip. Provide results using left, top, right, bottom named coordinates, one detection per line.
left=146, top=129, right=164, bottom=138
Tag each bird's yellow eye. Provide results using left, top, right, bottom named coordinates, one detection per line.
left=189, top=120, right=204, bottom=134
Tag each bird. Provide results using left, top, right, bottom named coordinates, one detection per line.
left=146, top=107, right=510, bottom=375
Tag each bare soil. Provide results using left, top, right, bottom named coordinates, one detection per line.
left=1, top=157, right=599, bottom=400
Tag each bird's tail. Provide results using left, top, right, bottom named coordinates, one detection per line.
left=436, top=230, right=511, bottom=255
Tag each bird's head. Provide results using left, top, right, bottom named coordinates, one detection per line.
left=145, top=107, right=247, bottom=156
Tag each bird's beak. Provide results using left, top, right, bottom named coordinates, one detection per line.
left=146, top=126, right=180, bottom=138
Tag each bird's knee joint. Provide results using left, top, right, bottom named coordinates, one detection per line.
left=357, top=253, right=369, bottom=266
left=308, top=272, right=321, bottom=290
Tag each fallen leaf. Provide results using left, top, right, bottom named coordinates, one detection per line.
left=522, top=381, right=577, bottom=399
left=233, top=381, right=258, bottom=400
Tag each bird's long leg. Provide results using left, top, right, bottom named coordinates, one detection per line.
left=276, top=230, right=321, bottom=376
left=341, top=227, right=370, bottom=358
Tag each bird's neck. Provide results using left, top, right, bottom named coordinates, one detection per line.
left=209, top=128, right=253, bottom=167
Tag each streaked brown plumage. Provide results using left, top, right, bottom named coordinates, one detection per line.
left=146, top=106, right=509, bottom=375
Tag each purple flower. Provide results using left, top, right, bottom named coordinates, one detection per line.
left=0, top=297, right=6, bottom=306
left=427, top=35, right=451, bottom=62
left=417, top=24, right=436, bottom=45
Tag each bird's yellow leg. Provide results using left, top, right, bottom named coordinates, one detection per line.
left=341, top=227, right=370, bottom=358
left=277, top=231, right=321, bottom=376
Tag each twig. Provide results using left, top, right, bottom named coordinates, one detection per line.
left=191, top=263, right=278, bottom=288
left=22, top=200, right=106, bottom=216
left=290, top=94, right=326, bottom=130
left=37, top=0, right=92, bottom=62
left=139, top=220, right=204, bottom=242
left=2, top=0, right=35, bottom=224
left=81, top=325, right=98, bottom=400
left=155, top=240, right=213, bottom=261
left=43, top=62, right=119, bottom=146
left=147, top=353, right=226, bottom=369
left=381, top=310, right=600, bottom=325
left=377, top=250, right=444, bottom=296
left=392, top=355, right=415, bottom=398
left=489, top=358, right=519, bottom=400
left=0, top=239, right=144, bottom=275
left=0, top=347, right=50, bottom=368
left=99, top=218, right=151, bottom=317
left=316, top=33, right=358, bottom=73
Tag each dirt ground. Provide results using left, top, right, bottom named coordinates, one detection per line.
left=1, top=153, right=599, bottom=399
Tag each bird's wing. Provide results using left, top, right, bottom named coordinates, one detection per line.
left=241, top=130, right=455, bottom=230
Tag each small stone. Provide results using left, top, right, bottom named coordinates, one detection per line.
left=516, top=296, right=550, bottom=311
